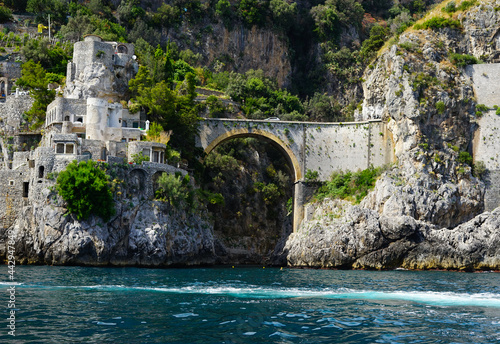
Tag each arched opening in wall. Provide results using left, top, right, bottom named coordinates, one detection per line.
left=128, top=168, right=147, bottom=200
left=76, top=117, right=83, bottom=123
left=64, top=115, right=70, bottom=121
left=101, top=147, right=107, bottom=161
left=38, top=165, right=44, bottom=178
left=201, top=135, right=296, bottom=266
left=117, top=44, right=128, bottom=54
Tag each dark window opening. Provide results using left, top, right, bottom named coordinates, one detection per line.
left=23, top=182, right=29, bottom=198
left=38, top=165, right=44, bottom=178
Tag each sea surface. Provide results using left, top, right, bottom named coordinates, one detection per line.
left=1, top=266, right=499, bottom=343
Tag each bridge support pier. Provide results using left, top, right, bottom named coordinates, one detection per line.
left=293, top=182, right=305, bottom=233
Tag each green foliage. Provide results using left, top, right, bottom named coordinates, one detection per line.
left=310, top=0, right=364, bottom=40
left=129, top=65, right=200, bottom=155
left=238, top=0, right=267, bottom=27
left=155, top=172, right=195, bottom=209
left=414, top=17, right=462, bottom=30
left=315, top=166, right=382, bottom=203
left=436, top=101, right=445, bottom=114
left=0, top=6, right=13, bottom=23
left=269, top=0, right=297, bottom=31
left=131, top=152, right=149, bottom=164
left=27, top=0, right=68, bottom=24
left=458, top=151, right=473, bottom=166
left=215, top=0, right=234, bottom=28
left=204, top=151, right=239, bottom=173
left=305, top=169, right=319, bottom=182
left=56, top=160, right=115, bottom=221
left=360, top=25, right=390, bottom=61
left=206, top=95, right=227, bottom=118
left=254, top=181, right=281, bottom=205
left=472, top=160, right=486, bottom=179
left=21, top=38, right=72, bottom=75
left=476, top=104, right=489, bottom=112
left=16, top=60, right=56, bottom=129
left=449, top=53, right=479, bottom=67
left=442, top=1, right=457, bottom=13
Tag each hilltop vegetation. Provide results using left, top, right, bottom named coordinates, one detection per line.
left=1, top=0, right=444, bottom=129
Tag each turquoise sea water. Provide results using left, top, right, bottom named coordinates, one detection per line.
left=1, top=266, right=499, bottom=343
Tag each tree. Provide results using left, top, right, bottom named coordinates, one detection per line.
left=56, top=160, right=115, bottom=221
left=16, top=60, right=56, bottom=129
left=59, top=14, right=95, bottom=41
left=155, top=172, right=194, bottom=208
left=0, top=6, right=13, bottom=23
left=269, top=0, right=296, bottom=31
left=310, top=0, right=364, bottom=40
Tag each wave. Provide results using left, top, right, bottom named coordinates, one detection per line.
left=8, top=283, right=500, bottom=308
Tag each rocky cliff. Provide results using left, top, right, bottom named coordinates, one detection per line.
left=284, top=1, right=500, bottom=270
left=166, top=22, right=292, bottom=88
left=2, top=167, right=217, bottom=267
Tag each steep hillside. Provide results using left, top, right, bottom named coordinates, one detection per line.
left=285, top=0, right=500, bottom=270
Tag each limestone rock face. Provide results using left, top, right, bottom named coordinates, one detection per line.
left=7, top=198, right=216, bottom=267
left=286, top=1, right=500, bottom=270
left=166, top=23, right=291, bottom=87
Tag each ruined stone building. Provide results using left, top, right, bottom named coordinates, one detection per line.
left=0, top=36, right=178, bottom=228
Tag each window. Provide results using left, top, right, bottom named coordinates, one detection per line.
left=152, top=151, right=159, bottom=163
left=9, top=180, right=14, bottom=186
left=65, top=144, right=74, bottom=154
left=64, top=115, right=70, bottom=121
left=133, top=122, right=139, bottom=128
left=38, top=166, right=44, bottom=178
left=23, top=182, right=29, bottom=198
left=56, top=144, right=64, bottom=153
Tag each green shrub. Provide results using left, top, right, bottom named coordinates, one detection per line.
left=458, top=151, right=473, bottom=166
left=131, top=152, right=149, bottom=164
left=436, top=101, right=445, bottom=114
left=449, top=53, right=479, bottom=67
left=472, top=160, right=486, bottom=179
left=476, top=104, right=489, bottom=112
left=0, top=6, right=12, bottom=23
left=442, top=1, right=456, bottom=13
left=315, top=166, right=382, bottom=203
left=457, top=0, right=477, bottom=11
left=414, top=17, right=462, bottom=30
left=305, top=169, right=319, bottom=182
left=56, top=160, right=115, bottom=221
left=155, top=172, right=194, bottom=208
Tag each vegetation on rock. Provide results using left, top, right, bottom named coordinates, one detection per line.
left=56, top=160, right=115, bottom=221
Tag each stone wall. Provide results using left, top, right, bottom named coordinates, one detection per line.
left=467, top=63, right=500, bottom=210
left=0, top=95, right=33, bottom=131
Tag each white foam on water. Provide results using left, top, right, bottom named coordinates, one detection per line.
left=96, top=322, right=116, bottom=326
left=263, top=321, right=286, bottom=327
left=17, top=283, right=500, bottom=308
left=269, top=331, right=297, bottom=339
left=172, top=313, right=198, bottom=318
left=242, top=332, right=256, bottom=336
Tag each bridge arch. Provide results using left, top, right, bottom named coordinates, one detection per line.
left=203, top=128, right=302, bottom=182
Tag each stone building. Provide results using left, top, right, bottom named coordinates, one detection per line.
left=0, top=36, right=175, bottom=226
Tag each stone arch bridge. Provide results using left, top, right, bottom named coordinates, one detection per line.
left=196, top=118, right=395, bottom=232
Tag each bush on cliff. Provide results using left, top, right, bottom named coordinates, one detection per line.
left=56, top=160, right=115, bottom=221
left=315, top=166, right=382, bottom=203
